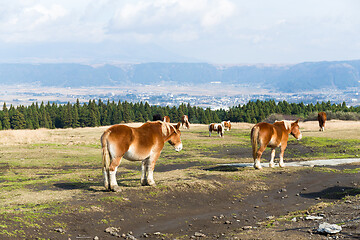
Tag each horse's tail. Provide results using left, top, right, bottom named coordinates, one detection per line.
left=101, top=130, right=111, bottom=172
left=251, top=125, right=259, bottom=160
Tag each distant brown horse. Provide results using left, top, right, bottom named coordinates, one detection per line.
left=251, top=120, right=302, bottom=169
left=181, top=115, right=190, bottom=129
left=209, top=123, right=224, bottom=137
left=163, top=116, right=170, bottom=123
left=221, top=121, right=231, bottom=131
left=101, top=121, right=182, bottom=191
left=317, top=112, right=327, bottom=131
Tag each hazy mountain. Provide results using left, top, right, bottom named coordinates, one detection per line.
left=0, top=60, right=359, bottom=92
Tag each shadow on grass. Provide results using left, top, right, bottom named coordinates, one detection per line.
left=54, top=177, right=145, bottom=192
left=301, top=186, right=360, bottom=200
left=204, top=165, right=244, bottom=172
left=53, top=182, right=107, bottom=192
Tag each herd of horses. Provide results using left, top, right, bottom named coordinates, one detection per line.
left=101, top=112, right=327, bottom=191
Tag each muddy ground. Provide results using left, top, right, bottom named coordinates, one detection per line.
left=0, top=121, right=359, bottom=240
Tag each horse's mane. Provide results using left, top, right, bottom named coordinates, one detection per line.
left=159, top=121, right=177, bottom=136
left=275, top=120, right=291, bottom=130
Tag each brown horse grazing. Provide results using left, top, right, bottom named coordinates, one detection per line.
left=163, top=116, right=170, bottom=123
left=317, top=112, right=327, bottom=131
left=209, top=123, right=224, bottom=137
left=181, top=115, right=190, bottom=129
left=251, top=120, right=302, bottom=169
left=101, top=121, right=182, bottom=192
left=221, top=121, right=231, bottom=131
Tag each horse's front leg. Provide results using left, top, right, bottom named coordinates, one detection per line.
left=141, top=158, right=149, bottom=186
left=146, top=152, right=161, bottom=186
left=269, top=148, right=276, bottom=168
left=279, top=144, right=287, bottom=168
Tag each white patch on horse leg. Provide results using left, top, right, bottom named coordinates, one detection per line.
left=279, top=155, right=285, bottom=168
left=322, top=127, right=325, bottom=131
left=269, top=149, right=275, bottom=168
left=254, top=159, right=262, bottom=169
left=103, top=167, right=109, bottom=190
left=146, top=157, right=157, bottom=186
left=109, top=167, right=120, bottom=191
left=209, top=131, right=211, bottom=137
left=147, top=169, right=156, bottom=186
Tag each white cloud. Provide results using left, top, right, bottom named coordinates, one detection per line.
left=201, top=0, right=235, bottom=29
left=0, top=0, right=360, bottom=63
left=107, top=0, right=236, bottom=38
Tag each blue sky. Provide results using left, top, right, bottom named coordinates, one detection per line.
left=0, top=0, right=359, bottom=64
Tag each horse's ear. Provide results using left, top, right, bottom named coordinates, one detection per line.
left=176, top=122, right=181, bottom=130
left=295, top=119, right=300, bottom=124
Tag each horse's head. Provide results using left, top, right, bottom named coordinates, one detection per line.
left=166, top=122, right=182, bottom=152
left=291, top=119, right=302, bottom=140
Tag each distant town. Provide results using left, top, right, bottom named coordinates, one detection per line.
left=2, top=84, right=358, bottom=109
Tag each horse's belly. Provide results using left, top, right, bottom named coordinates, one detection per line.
left=123, top=146, right=150, bottom=161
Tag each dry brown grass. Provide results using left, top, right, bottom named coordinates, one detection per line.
left=300, top=120, right=360, bottom=139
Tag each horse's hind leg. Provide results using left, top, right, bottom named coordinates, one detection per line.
left=109, top=156, right=123, bottom=192
left=279, top=144, right=287, bottom=168
left=254, top=145, right=266, bottom=169
left=269, top=148, right=276, bottom=168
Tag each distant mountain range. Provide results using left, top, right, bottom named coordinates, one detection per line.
left=0, top=60, right=359, bottom=92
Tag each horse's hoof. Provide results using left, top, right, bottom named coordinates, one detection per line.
left=254, top=165, right=262, bottom=170
left=147, top=180, right=156, bottom=186
left=279, top=164, right=285, bottom=168
left=269, top=164, right=275, bottom=168
left=111, top=185, right=122, bottom=192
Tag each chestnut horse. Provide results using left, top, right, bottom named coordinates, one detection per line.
left=251, top=120, right=302, bottom=169
left=221, top=121, right=231, bottom=131
left=209, top=123, right=224, bottom=137
left=163, top=116, right=170, bottom=123
left=181, top=115, right=190, bottom=129
left=101, top=121, right=182, bottom=192
left=317, top=112, right=327, bottom=131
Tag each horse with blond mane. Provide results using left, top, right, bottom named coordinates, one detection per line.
left=209, top=123, right=224, bottom=137
left=251, top=119, right=302, bottom=169
left=163, top=116, right=170, bottom=123
left=181, top=115, right=190, bottom=129
left=101, top=121, right=182, bottom=192
left=221, top=121, right=231, bottom=131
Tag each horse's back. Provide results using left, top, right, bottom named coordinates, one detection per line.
left=252, top=122, right=279, bottom=145
left=106, top=124, right=134, bottom=144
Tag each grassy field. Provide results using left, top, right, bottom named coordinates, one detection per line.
left=0, top=120, right=359, bottom=238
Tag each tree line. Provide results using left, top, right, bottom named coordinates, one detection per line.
left=0, top=99, right=358, bottom=130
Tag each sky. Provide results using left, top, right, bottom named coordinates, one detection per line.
left=0, top=0, right=360, bottom=64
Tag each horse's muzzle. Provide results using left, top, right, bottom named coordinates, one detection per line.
left=297, top=134, right=302, bottom=140
left=174, top=143, right=183, bottom=152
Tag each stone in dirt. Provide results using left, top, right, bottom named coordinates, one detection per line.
left=305, top=215, right=323, bottom=220
left=54, top=227, right=66, bottom=233
left=317, top=222, right=342, bottom=234
left=104, top=227, right=121, bottom=237
left=194, top=232, right=206, bottom=237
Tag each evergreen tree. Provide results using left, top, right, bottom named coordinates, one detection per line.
left=11, top=110, right=26, bottom=129
left=2, top=103, right=10, bottom=130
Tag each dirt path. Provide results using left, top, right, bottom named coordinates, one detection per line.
left=14, top=164, right=358, bottom=240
